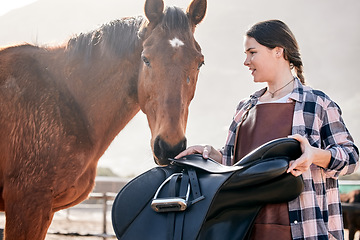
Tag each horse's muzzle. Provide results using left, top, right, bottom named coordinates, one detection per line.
left=153, top=136, right=187, bottom=165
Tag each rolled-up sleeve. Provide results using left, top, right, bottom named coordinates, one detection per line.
left=321, top=101, right=359, bottom=177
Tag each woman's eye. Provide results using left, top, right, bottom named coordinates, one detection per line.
left=198, top=61, right=205, bottom=70
left=142, top=56, right=151, bottom=67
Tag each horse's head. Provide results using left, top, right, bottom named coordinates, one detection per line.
left=138, top=0, right=206, bottom=165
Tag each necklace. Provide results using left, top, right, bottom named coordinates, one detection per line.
left=268, top=78, right=294, bottom=98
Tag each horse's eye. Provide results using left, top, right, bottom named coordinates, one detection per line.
left=198, top=61, right=205, bottom=70
left=142, top=55, right=151, bottom=67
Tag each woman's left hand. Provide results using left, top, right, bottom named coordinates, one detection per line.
left=287, top=134, right=331, bottom=177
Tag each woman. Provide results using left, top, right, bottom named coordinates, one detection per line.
left=176, top=20, right=359, bottom=239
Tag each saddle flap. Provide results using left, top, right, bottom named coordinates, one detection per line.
left=111, top=166, right=176, bottom=238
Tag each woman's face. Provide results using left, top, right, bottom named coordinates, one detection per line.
left=243, top=36, right=278, bottom=83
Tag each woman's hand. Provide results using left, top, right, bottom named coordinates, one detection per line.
left=175, top=145, right=223, bottom=163
left=287, top=134, right=331, bottom=177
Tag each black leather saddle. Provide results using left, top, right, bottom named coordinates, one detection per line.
left=111, top=138, right=304, bottom=240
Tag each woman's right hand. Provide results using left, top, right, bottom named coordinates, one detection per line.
left=175, top=145, right=223, bottom=163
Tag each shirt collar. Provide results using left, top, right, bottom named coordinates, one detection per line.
left=289, top=77, right=304, bottom=103
left=249, top=77, right=304, bottom=103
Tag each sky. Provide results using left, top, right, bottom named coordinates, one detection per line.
left=1, top=0, right=359, bottom=177
left=0, top=0, right=37, bottom=16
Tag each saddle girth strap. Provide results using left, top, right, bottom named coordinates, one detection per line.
left=188, top=168, right=204, bottom=205
left=173, top=171, right=189, bottom=240
left=167, top=174, right=182, bottom=239
left=168, top=168, right=204, bottom=240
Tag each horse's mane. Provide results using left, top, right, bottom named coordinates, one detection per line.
left=65, top=16, right=144, bottom=59
left=65, top=6, right=190, bottom=59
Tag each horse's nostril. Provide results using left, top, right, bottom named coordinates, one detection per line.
left=153, top=136, right=187, bottom=165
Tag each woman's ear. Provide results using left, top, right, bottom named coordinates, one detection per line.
left=274, top=47, right=284, bottom=58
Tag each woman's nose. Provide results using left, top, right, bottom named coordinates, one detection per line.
left=244, top=57, right=250, bottom=66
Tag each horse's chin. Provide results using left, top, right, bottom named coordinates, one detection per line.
left=153, top=156, right=171, bottom=166
left=152, top=135, right=187, bottom=166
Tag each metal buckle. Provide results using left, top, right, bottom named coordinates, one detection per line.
left=151, top=173, right=190, bottom=212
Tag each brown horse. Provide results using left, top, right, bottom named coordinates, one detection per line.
left=0, top=0, right=206, bottom=238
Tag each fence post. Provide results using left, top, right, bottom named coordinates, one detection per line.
left=103, top=192, right=107, bottom=235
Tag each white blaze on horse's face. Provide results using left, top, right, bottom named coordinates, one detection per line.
left=169, top=37, right=185, bottom=48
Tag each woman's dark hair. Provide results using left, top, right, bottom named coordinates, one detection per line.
left=246, top=20, right=305, bottom=84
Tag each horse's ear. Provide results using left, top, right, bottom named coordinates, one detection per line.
left=186, top=0, right=207, bottom=28
left=144, top=0, right=164, bottom=24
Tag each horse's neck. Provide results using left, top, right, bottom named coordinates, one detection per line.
left=54, top=49, right=142, bottom=155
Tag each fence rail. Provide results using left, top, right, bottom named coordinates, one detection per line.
left=89, top=192, right=117, bottom=236
left=50, top=192, right=118, bottom=238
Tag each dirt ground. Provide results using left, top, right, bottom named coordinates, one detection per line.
left=45, top=209, right=116, bottom=240
left=0, top=206, right=116, bottom=240
left=0, top=209, right=358, bottom=240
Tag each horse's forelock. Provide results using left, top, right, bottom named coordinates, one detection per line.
left=161, top=6, right=190, bottom=32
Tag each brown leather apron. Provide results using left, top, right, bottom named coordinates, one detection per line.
left=234, top=102, right=295, bottom=240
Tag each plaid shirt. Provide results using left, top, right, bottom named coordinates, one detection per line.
left=221, top=78, right=359, bottom=240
